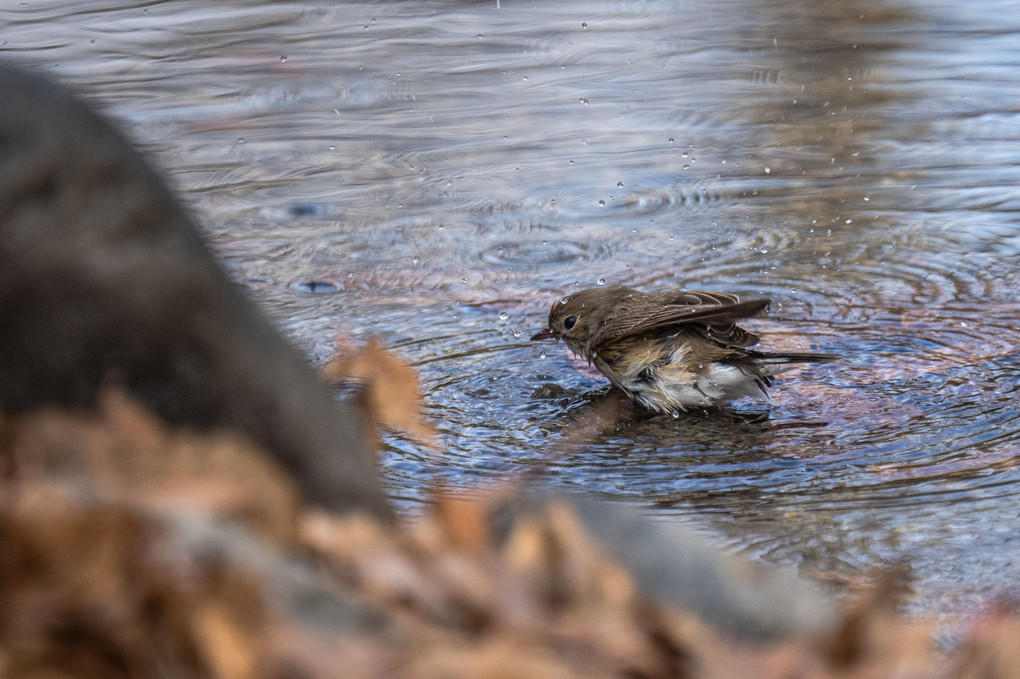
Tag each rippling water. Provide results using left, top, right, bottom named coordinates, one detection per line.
left=6, top=0, right=1020, bottom=621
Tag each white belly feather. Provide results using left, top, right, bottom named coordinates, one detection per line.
left=620, top=345, right=768, bottom=413
left=633, top=363, right=767, bottom=412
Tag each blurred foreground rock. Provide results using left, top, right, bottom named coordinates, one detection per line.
left=0, top=63, right=389, bottom=519
left=495, top=492, right=834, bottom=640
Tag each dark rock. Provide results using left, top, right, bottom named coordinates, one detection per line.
left=0, top=64, right=390, bottom=519
left=170, top=513, right=386, bottom=634
left=530, top=382, right=568, bottom=399
left=495, top=491, right=836, bottom=640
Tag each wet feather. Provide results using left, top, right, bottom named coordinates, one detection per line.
left=532, top=286, right=836, bottom=413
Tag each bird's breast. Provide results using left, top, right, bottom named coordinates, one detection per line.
left=594, top=337, right=692, bottom=385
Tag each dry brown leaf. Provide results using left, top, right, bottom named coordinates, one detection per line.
left=404, top=638, right=589, bottom=679
left=500, top=501, right=636, bottom=612
left=324, top=337, right=438, bottom=448
left=954, top=615, right=1020, bottom=679
left=432, top=491, right=492, bottom=554
left=194, top=601, right=260, bottom=679
left=823, top=568, right=915, bottom=668
left=543, top=501, right=636, bottom=607
left=3, top=386, right=300, bottom=542
left=0, top=485, right=272, bottom=679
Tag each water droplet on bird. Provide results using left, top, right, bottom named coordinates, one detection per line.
left=499, top=311, right=509, bottom=320
left=560, top=297, right=570, bottom=304
left=596, top=278, right=606, bottom=286
left=671, top=410, right=680, bottom=419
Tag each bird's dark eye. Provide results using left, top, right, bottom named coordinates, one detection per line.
left=563, top=316, right=577, bottom=330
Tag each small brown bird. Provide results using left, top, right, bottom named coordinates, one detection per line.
left=531, top=286, right=836, bottom=413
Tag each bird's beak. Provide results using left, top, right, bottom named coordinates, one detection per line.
left=530, top=328, right=557, bottom=341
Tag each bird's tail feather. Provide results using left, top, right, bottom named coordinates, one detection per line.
left=751, top=350, right=838, bottom=365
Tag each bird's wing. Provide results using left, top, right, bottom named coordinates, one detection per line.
left=590, top=292, right=770, bottom=349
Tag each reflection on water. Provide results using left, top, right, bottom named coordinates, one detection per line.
left=7, top=0, right=1020, bottom=621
